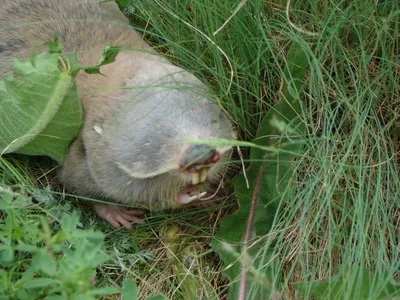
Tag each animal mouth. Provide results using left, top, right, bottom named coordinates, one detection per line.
left=176, top=167, right=209, bottom=205
left=176, top=144, right=221, bottom=205
left=190, top=168, right=208, bottom=185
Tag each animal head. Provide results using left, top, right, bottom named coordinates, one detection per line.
left=87, top=62, right=236, bottom=207
left=115, top=84, right=235, bottom=203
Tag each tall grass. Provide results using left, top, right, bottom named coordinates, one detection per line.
left=0, top=0, right=399, bottom=299
left=118, top=0, right=400, bottom=298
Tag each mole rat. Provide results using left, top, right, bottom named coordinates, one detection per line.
left=0, top=0, right=235, bottom=229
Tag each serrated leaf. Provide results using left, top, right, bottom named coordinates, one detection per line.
left=97, top=46, right=120, bottom=66
left=33, top=251, right=57, bottom=276
left=122, top=280, right=138, bottom=300
left=73, top=229, right=104, bottom=242
left=0, top=51, right=83, bottom=162
left=83, top=46, right=121, bottom=75
left=60, top=212, right=80, bottom=233
left=212, top=41, right=309, bottom=299
left=43, top=38, right=64, bottom=54
left=66, top=54, right=85, bottom=77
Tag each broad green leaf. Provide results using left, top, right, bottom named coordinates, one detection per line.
left=294, top=268, right=400, bottom=299
left=0, top=42, right=120, bottom=162
left=122, top=280, right=138, bottom=300
left=16, top=83, right=83, bottom=162
left=33, top=251, right=57, bottom=276
left=0, top=51, right=83, bottom=162
left=212, top=41, right=309, bottom=299
left=1, top=247, right=14, bottom=263
left=15, top=244, right=39, bottom=252
left=16, top=288, right=30, bottom=300
left=23, top=278, right=57, bottom=289
left=87, top=287, right=119, bottom=295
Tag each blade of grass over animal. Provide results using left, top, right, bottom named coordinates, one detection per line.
left=211, top=41, right=308, bottom=299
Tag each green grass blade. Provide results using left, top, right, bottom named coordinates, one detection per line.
left=211, top=41, right=309, bottom=299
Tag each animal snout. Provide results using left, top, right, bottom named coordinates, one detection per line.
left=179, top=144, right=220, bottom=172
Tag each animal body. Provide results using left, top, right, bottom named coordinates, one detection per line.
left=0, top=0, right=235, bottom=229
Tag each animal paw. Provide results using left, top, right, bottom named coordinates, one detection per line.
left=93, top=203, right=145, bottom=229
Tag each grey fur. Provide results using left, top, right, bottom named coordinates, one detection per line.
left=0, top=0, right=235, bottom=211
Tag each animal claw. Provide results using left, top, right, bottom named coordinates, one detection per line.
left=93, top=203, right=145, bottom=229
left=177, top=191, right=207, bottom=205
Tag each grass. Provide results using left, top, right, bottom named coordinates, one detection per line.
left=1, top=0, right=400, bottom=299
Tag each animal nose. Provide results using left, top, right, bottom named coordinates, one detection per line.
left=179, top=144, right=220, bottom=171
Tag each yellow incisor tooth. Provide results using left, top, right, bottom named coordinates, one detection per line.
left=200, top=169, right=207, bottom=182
left=192, top=172, right=200, bottom=185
